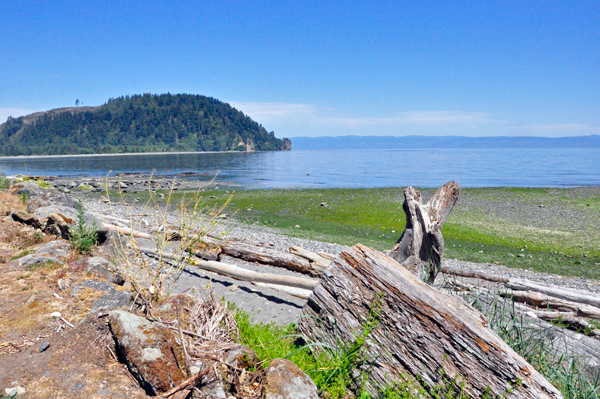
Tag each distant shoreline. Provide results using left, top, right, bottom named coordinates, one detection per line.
left=0, top=149, right=263, bottom=160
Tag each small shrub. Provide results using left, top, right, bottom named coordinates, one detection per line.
left=70, top=198, right=98, bottom=254
left=0, top=172, right=10, bottom=189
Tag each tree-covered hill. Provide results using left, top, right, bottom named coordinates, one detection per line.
left=0, top=94, right=291, bottom=156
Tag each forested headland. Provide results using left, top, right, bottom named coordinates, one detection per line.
left=0, top=94, right=291, bottom=156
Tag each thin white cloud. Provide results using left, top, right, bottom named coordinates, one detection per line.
left=230, top=102, right=501, bottom=127
left=0, top=107, right=41, bottom=123
left=229, top=102, right=318, bottom=119
left=322, top=111, right=502, bottom=126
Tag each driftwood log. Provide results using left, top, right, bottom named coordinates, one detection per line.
left=457, top=290, right=600, bottom=379
left=220, top=240, right=321, bottom=277
left=299, top=244, right=561, bottom=398
left=141, top=248, right=318, bottom=290
left=391, top=181, right=460, bottom=284
left=442, top=266, right=600, bottom=308
left=501, top=290, right=600, bottom=321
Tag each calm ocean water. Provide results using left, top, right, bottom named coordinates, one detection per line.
left=0, top=148, right=598, bottom=188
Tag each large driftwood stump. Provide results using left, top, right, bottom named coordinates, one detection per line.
left=299, top=244, right=562, bottom=398
left=391, top=181, right=460, bottom=284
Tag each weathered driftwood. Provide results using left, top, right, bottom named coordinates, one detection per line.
left=194, top=259, right=318, bottom=290
left=221, top=240, right=320, bottom=276
left=300, top=244, right=561, bottom=398
left=289, top=246, right=330, bottom=271
left=501, top=290, right=600, bottom=320
left=442, top=267, right=600, bottom=308
left=506, top=280, right=600, bottom=308
left=104, top=223, right=153, bottom=239
left=457, top=290, right=600, bottom=379
left=140, top=247, right=318, bottom=291
left=252, top=282, right=312, bottom=299
left=317, top=251, right=335, bottom=261
left=510, top=302, right=591, bottom=331
left=441, top=266, right=509, bottom=283
left=391, top=181, right=460, bottom=284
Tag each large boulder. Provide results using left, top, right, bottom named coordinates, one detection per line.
left=34, top=205, right=108, bottom=243
left=11, top=209, right=42, bottom=229
left=108, top=310, right=186, bottom=395
left=262, top=359, right=318, bottom=399
left=11, top=181, right=44, bottom=197
left=36, top=240, right=72, bottom=259
left=26, top=189, right=77, bottom=212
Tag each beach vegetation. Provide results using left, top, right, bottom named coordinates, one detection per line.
left=154, top=186, right=600, bottom=279
left=70, top=198, right=98, bottom=254
left=0, top=172, right=10, bottom=189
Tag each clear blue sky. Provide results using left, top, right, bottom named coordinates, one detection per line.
left=1, top=0, right=598, bottom=138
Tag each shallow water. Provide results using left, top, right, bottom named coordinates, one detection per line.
left=0, top=148, right=598, bottom=188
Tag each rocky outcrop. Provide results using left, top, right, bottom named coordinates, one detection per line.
left=262, top=359, right=318, bottom=399
left=108, top=310, right=186, bottom=396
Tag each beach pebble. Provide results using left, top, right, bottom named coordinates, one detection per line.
left=38, top=341, right=50, bottom=353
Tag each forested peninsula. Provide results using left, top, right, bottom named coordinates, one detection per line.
left=0, top=94, right=291, bottom=156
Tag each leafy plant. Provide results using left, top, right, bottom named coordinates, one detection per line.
left=0, top=172, right=10, bottom=189
left=70, top=198, right=98, bottom=254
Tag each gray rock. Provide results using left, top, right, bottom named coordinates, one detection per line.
left=225, top=344, right=259, bottom=369
left=90, top=290, right=132, bottom=313
left=36, top=240, right=72, bottom=259
left=26, top=189, right=77, bottom=212
left=72, top=279, right=116, bottom=296
left=108, top=310, right=186, bottom=395
left=11, top=210, right=42, bottom=228
left=33, top=205, right=109, bottom=243
left=38, top=341, right=50, bottom=353
left=72, top=280, right=132, bottom=312
left=86, top=257, right=125, bottom=286
left=262, top=358, right=318, bottom=399
left=12, top=181, right=43, bottom=197
left=19, top=254, right=60, bottom=267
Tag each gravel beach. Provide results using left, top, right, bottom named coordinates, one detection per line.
left=83, top=194, right=600, bottom=325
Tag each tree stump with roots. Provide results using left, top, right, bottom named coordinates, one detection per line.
left=390, top=180, right=460, bottom=284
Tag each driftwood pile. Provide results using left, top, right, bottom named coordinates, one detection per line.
left=91, top=181, right=600, bottom=397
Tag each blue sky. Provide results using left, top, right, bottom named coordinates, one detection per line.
left=1, top=1, right=598, bottom=138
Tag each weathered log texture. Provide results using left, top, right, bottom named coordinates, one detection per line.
left=140, top=247, right=318, bottom=290
left=391, top=181, right=460, bottom=284
left=506, top=280, right=600, bottom=308
left=252, top=282, right=313, bottom=299
left=194, top=259, right=318, bottom=291
left=442, top=267, right=600, bottom=308
left=300, top=244, right=562, bottom=398
left=289, top=246, right=331, bottom=272
left=501, top=290, right=600, bottom=320
left=221, top=240, right=319, bottom=276
left=104, top=223, right=153, bottom=239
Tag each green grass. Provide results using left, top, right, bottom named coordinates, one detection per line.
left=107, top=185, right=600, bottom=279
left=9, top=249, right=34, bottom=260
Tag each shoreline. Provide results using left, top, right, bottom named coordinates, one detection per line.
left=0, top=149, right=270, bottom=160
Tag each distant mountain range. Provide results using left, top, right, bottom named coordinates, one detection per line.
left=0, top=94, right=290, bottom=156
left=290, top=135, right=600, bottom=150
